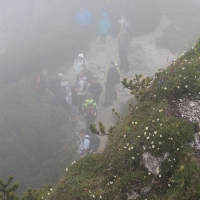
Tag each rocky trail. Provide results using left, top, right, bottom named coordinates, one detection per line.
left=63, top=15, right=177, bottom=152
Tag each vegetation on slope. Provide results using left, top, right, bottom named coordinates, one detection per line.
left=46, top=40, right=200, bottom=199
left=0, top=83, right=77, bottom=194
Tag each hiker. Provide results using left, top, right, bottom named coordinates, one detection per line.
left=102, top=61, right=120, bottom=107
left=59, top=75, right=71, bottom=111
left=99, top=13, right=110, bottom=44
left=123, top=20, right=133, bottom=41
left=82, top=63, right=93, bottom=84
left=76, top=72, right=90, bottom=114
left=33, top=69, right=48, bottom=99
left=76, top=6, right=91, bottom=26
left=88, top=77, right=103, bottom=105
left=71, top=84, right=79, bottom=120
left=118, top=15, right=126, bottom=36
left=78, top=128, right=90, bottom=157
left=118, top=27, right=131, bottom=73
left=102, top=0, right=117, bottom=37
left=74, top=53, right=88, bottom=82
left=49, top=73, right=63, bottom=105
left=82, top=93, right=97, bottom=133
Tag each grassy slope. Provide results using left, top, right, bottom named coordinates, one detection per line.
left=44, top=41, right=200, bottom=200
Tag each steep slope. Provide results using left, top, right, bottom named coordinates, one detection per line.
left=44, top=40, right=200, bottom=200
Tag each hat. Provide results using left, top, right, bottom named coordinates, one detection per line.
left=114, top=61, right=118, bottom=67
left=78, top=53, right=84, bottom=59
left=58, top=73, right=63, bottom=77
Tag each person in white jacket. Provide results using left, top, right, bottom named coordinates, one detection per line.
left=74, top=53, right=88, bottom=82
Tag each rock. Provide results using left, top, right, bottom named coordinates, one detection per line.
left=127, top=191, right=140, bottom=200
left=140, top=185, right=152, bottom=195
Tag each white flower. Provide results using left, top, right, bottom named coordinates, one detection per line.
left=185, top=85, right=188, bottom=88
left=144, top=132, right=147, bottom=135
left=160, top=124, right=162, bottom=126
left=154, top=95, right=156, bottom=97
left=168, top=184, right=171, bottom=187
left=159, top=174, right=161, bottom=177
left=152, top=145, right=155, bottom=148
left=114, top=176, right=117, bottom=178
left=50, top=188, right=53, bottom=191
left=154, top=131, right=157, bottom=134
left=145, top=127, right=149, bottom=130
left=177, top=86, right=180, bottom=88
left=66, top=168, right=68, bottom=171
left=132, top=157, right=135, bottom=160
left=160, top=135, right=162, bottom=137
left=48, top=193, right=50, bottom=195
left=151, top=141, right=154, bottom=144
left=127, top=143, right=129, bottom=146
left=124, top=134, right=126, bottom=137
left=143, top=146, right=146, bottom=150
left=135, top=122, right=138, bottom=124
left=132, top=122, right=134, bottom=124
left=89, top=190, right=91, bottom=193
left=100, top=196, right=102, bottom=199
left=177, top=148, right=179, bottom=151
left=182, top=67, right=185, bottom=70
left=179, top=75, right=181, bottom=77
left=92, top=194, right=95, bottom=198
left=148, top=172, right=151, bottom=175
left=164, top=87, right=167, bottom=90
left=156, top=167, right=159, bottom=173
left=146, top=137, right=150, bottom=140
left=137, top=136, right=141, bottom=138
left=110, top=181, right=113, bottom=184
left=157, top=119, right=159, bottom=121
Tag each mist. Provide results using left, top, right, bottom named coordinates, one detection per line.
left=0, top=0, right=200, bottom=196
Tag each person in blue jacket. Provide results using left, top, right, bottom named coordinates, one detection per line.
left=99, top=13, right=110, bottom=44
left=76, top=6, right=91, bottom=26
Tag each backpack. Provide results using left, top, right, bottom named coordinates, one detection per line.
left=84, top=101, right=96, bottom=116
left=83, top=134, right=100, bottom=153
left=32, top=75, right=41, bottom=91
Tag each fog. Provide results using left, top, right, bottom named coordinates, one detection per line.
left=0, top=0, right=200, bottom=196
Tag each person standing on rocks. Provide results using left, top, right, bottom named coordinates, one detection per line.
left=78, top=128, right=90, bottom=157
left=99, top=12, right=110, bottom=44
left=82, top=93, right=97, bottom=133
left=74, top=53, right=88, bottom=82
left=89, top=77, right=103, bottom=105
left=76, top=6, right=91, bottom=27
left=102, top=61, right=120, bottom=107
left=76, top=72, right=90, bottom=114
left=118, top=27, right=130, bottom=73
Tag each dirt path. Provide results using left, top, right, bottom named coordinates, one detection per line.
left=63, top=15, right=177, bottom=152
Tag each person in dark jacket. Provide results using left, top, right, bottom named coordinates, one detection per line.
left=102, top=61, right=120, bottom=107
left=71, top=84, right=79, bottom=120
left=118, top=27, right=130, bottom=73
left=88, top=77, right=103, bottom=105
left=49, top=73, right=63, bottom=105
